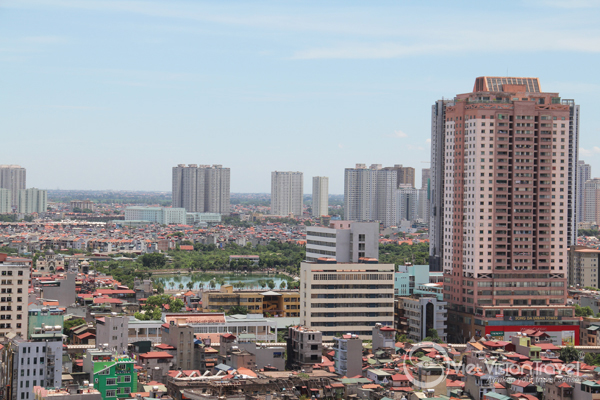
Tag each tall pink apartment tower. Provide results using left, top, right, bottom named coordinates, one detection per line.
left=429, top=77, right=580, bottom=342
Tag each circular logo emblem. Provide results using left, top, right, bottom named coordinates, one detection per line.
left=402, top=342, right=449, bottom=390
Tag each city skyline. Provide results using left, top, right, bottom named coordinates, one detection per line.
left=2, top=1, right=600, bottom=193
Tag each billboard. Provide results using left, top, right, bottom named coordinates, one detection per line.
left=485, top=324, right=580, bottom=346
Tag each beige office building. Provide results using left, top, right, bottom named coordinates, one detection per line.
left=300, top=259, right=394, bottom=340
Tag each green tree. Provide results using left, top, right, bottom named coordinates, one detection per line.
left=267, top=280, right=276, bottom=290
left=559, top=346, right=580, bottom=363
left=279, top=280, right=287, bottom=289
left=186, top=281, right=194, bottom=290
left=170, top=298, right=184, bottom=312
left=227, top=305, right=248, bottom=315
left=209, top=279, right=216, bottom=289
left=575, top=305, right=594, bottom=317
left=140, top=253, right=167, bottom=269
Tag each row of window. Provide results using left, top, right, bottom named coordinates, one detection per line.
left=1, top=270, right=25, bottom=276
left=313, top=273, right=393, bottom=281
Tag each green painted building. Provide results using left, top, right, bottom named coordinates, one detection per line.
left=83, top=349, right=137, bottom=399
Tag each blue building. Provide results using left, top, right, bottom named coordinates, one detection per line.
left=394, top=263, right=443, bottom=300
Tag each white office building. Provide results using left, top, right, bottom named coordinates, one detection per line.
left=124, top=207, right=186, bottom=225
left=305, top=221, right=378, bottom=263
left=300, top=259, right=394, bottom=340
left=400, top=295, right=447, bottom=342
left=186, top=213, right=221, bottom=225
left=271, top=171, right=303, bottom=216
left=311, top=177, right=329, bottom=217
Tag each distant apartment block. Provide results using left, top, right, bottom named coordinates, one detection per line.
left=0, top=165, right=26, bottom=208
left=124, top=206, right=186, bottom=225
left=0, top=188, right=10, bottom=214
left=300, top=259, right=394, bottom=339
left=18, top=188, right=47, bottom=214
left=344, top=164, right=397, bottom=227
left=70, top=199, right=95, bottom=212
left=578, top=161, right=591, bottom=223
left=271, top=171, right=303, bottom=216
left=390, top=164, right=415, bottom=188
left=311, top=176, right=329, bottom=217
left=305, top=221, right=378, bottom=263
left=584, top=178, right=600, bottom=223
left=172, top=164, right=230, bottom=215
left=421, top=168, right=431, bottom=190
left=396, top=185, right=429, bottom=223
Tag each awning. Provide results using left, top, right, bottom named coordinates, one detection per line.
left=588, top=326, right=600, bottom=331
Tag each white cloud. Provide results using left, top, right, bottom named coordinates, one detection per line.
left=426, top=138, right=431, bottom=144
left=338, top=143, right=344, bottom=149
left=388, top=130, right=408, bottom=138
left=580, top=147, right=600, bottom=156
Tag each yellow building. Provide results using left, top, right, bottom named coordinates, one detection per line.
left=202, top=285, right=300, bottom=317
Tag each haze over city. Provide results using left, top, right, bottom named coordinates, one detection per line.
left=2, top=0, right=600, bottom=192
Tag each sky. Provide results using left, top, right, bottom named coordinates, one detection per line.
left=2, top=0, right=600, bottom=194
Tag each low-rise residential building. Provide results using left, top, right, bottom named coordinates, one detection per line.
left=333, top=333, right=362, bottom=378
left=1, top=329, right=63, bottom=400
left=95, top=315, right=128, bottom=353
left=33, top=385, right=102, bottom=400
left=161, top=321, right=195, bottom=370
left=138, top=352, right=174, bottom=384
left=82, top=348, right=137, bottom=400
left=372, top=323, right=396, bottom=352
left=164, top=313, right=277, bottom=342
left=285, top=326, right=322, bottom=370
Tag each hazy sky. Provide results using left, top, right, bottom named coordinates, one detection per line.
left=2, top=0, right=600, bottom=193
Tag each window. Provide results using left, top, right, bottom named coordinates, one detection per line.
left=105, top=390, right=116, bottom=397
left=124, top=375, right=131, bottom=383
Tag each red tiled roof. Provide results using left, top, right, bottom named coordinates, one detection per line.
left=139, top=352, right=174, bottom=359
